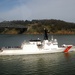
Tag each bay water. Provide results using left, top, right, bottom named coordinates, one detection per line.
left=0, top=34, right=75, bottom=75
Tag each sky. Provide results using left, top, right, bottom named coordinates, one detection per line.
left=0, top=0, right=75, bottom=23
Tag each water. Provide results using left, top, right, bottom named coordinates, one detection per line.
left=0, top=34, right=75, bottom=75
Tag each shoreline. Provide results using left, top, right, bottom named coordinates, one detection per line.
left=0, top=32, right=75, bottom=35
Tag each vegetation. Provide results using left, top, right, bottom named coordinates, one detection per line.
left=0, top=19, right=75, bottom=34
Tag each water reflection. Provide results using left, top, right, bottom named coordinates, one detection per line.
left=0, top=53, right=75, bottom=75
left=0, top=54, right=60, bottom=75
left=64, top=53, right=70, bottom=59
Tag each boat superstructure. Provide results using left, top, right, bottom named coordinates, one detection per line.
left=0, top=29, right=75, bottom=55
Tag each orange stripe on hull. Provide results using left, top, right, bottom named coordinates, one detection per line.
left=64, top=46, right=72, bottom=53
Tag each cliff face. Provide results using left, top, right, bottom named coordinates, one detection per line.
left=0, top=19, right=75, bottom=34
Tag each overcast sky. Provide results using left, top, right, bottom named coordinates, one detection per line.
left=0, top=0, right=75, bottom=22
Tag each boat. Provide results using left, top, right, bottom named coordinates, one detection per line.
left=0, top=29, right=75, bottom=55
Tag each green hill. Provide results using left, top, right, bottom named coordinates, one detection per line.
left=0, top=19, right=75, bottom=34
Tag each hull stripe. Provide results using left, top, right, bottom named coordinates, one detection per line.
left=64, top=46, right=72, bottom=53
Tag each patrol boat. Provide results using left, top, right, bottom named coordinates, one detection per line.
left=0, top=29, right=74, bottom=55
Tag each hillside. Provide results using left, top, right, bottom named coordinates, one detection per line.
left=0, top=19, right=75, bottom=34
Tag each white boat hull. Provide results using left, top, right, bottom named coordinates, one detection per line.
left=0, top=46, right=74, bottom=55
left=0, top=49, right=63, bottom=55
